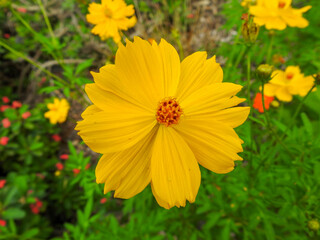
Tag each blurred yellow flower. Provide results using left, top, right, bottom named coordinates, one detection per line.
left=86, top=0, right=137, bottom=43
left=75, top=37, right=249, bottom=209
left=44, top=98, right=70, bottom=124
left=249, top=0, right=311, bottom=30
left=263, top=66, right=315, bottom=102
left=241, top=0, right=256, bottom=8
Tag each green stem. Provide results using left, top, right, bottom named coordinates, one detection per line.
left=36, top=0, right=55, bottom=41
left=247, top=50, right=252, bottom=107
left=246, top=48, right=254, bottom=183
left=261, top=83, right=295, bottom=158
left=10, top=5, right=61, bottom=63
left=0, top=40, right=67, bottom=85
left=266, top=33, right=274, bottom=64
left=280, top=84, right=316, bottom=140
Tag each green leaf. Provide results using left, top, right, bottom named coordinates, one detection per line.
left=39, top=86, right=60, bottom=94
left=84, top=196, right=93, bottom=219
left=301, top=112, right=313, bottom=136
left=75, top=59, right=93, bottom=75
left=21, top=228, right=39, bottom=239
left=2, top=208, right=26, bottom=220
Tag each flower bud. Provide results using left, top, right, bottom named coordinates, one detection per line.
left=308, top=219, right=320, bottom=231
left=257, top=64, right=274, bottom=81
left=241, top=15, right=259, bottom=44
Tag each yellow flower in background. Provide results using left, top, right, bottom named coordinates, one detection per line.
left=44, top=98, right=70, bottom=124
left=263, top=66, right=315, bottom=102
left=241, top=0, right=256, bottom=8
left=86, top=0, right=137, bottom=43
left=249, top=0, right=311, bottom=30
left=75, top=37, right=250, bottom=209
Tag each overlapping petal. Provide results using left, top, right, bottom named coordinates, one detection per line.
left=175, top=118, right=244, bottom=174
left=151, top=126, right=201, bottom=209
left=96, top=126, right=158, bottom=198
left=75, top=84, right=156, bottom=153
left=176, top=52, right=222, bottom=102
left=180, top=83, right=244, bottom=117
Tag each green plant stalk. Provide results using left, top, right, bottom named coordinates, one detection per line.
left=266, top=33, right=274, bottom=64
left=246, top=49, right=254, bottom=184
left=35, top=0, right=65, bottom=63
left=175, top=33, right=184, bottom=60
left=280, top=84, right=316, bottom=140
left=35, top=0, right=55, bottom=42
left=261, top=83, right=295, bottom=158
left=10, top=5, right=62, bottom=64
left=0, top=40, right=67, bottom=86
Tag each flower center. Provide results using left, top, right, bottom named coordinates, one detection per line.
left=278, top=1, right=286, bottom=8
left=104, top=7, right=113, bottom=18
left=286, top=73, right=294, bottom=79
left=156, top=97, right=183, bottom=127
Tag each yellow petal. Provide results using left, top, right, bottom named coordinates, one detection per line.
left=175, top=119, right=244, bottom=174
left=263, top=83, right=278, bottom=96
left=114, top=37, right=164, bottom=109
left=96, top=127, right=158, bottom=198
left=265, top=17, right=287, bottom=30
left=201, top=107, right=250, bottom=128
left=81, top=105, right=102, bottom=118
left=153, top=39, right=181, bottom=97
left=281, top=11, right=309, bottom=28
left=151, top=126, right=200, bottom=209
left=76, top=84, right=156, bottom=153
left=176, top=52, right=223, bottom=102
left=275, top=87, right=292, bottom=102
left=180, top=83, right=243, bottom=117
left=270, top=70, right=286, bottom=85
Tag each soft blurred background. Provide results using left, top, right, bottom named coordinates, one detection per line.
left=0, top=0, right=320, bottom=239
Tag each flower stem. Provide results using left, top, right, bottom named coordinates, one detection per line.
left=0, top=40, right=67, bottom=85
left=246, top=48, right=254, bottom=180
left=266, top=33, right=274, bottom=64
left=280, top=84, right=316, bottom=140
left=261, top=83, right=295, bottom=158
left=36, top=0, right=55, bottom=42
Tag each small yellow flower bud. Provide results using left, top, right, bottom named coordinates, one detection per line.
left=241, top=16, right=259, bottom=44
left=55, top=170, right=61, bottom=177
left=257, top=64, right=274, bottom=80
left=271, top=100, right=280, bottom=108
left=308, top=219, right=320, bottom=231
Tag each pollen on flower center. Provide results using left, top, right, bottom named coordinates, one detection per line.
left=278, top=1, right=286, bottom=8
left=156, top=97, right=183, bottom=127
left=286, top=73, right=294, bottom=79
left=104, top=7, right=113, bottom=18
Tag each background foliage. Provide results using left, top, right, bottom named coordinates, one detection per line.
left=0, top=0, right=319, bottom=239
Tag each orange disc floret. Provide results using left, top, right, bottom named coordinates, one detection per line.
left=156, top=97, right=183, bottom=127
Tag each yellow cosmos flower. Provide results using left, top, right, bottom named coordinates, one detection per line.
left=241, top=0, right=256, bottom=8
left=249, top=0, right=311, bottom=30
left=86, top=0, right=137, bottom=43
left=75, top=37, right=250, bottom=209
left=44, top=98, right=70, bottom=124
left=263, top=66, right=315, bottom=102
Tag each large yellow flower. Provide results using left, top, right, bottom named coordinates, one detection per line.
left=75, top=37, right=250, bottom=209
left=263, top=66, right=315, bottom=102
left=86, top=0, right=137, bottom=43
left=249, top=0, right=311, bottom=30
left=44, top=98, right=70, bottom=124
